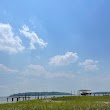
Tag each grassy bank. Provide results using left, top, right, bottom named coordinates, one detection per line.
left=0, top=96, right=110, bottom=110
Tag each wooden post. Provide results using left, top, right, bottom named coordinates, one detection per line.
left=17, top=98, right=19, bottom=102
left=7, top=98, right=8, bottom=102
left=12, top=98, right=14, bottom=102
left=38, top=93, right=39, bottom=99
left=35, top=92, right=36, bottom=99
left=25, top=93, right=26, bottom=100
left=41, top=92, right=42, bottom=99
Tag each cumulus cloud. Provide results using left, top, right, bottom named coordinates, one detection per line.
left=0, top=23, right=25, bottom=54
left=79, top=59, right=99, bottom=71
left=49, top=52, right=79, bottom=66
left=0, top=64, right=18, bottom=73
left=20, top=25, right=48, bottom=49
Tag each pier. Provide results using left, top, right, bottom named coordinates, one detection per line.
left=92, top=92, right=110, bottom=96
left=7, top=96, right=30, bottom=102
left=78, top=90, right=110, bottom=96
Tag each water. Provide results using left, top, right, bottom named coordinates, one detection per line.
left=0, top=95, right=71, bottom=104
left=0, top=96, right=11, bottom=104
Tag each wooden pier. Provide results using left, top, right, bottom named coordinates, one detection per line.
left=92, top=92, right=110, bottom=96
left=7, top=96, right=30, bottom=102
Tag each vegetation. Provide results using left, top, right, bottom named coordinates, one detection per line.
left=10, top=92, right=71, bottom=97
left=1, top=96, right=110, bottom=110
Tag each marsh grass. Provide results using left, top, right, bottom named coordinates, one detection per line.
left=0, top=96, right=110, bottom=110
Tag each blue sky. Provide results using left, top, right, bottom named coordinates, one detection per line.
left=0, top=0, right=110, bottom=96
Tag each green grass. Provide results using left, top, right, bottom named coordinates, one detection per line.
left=0, top=96, right=110, bottom=110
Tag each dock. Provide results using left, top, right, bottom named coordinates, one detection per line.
left=7, top=96, right=30, bottom=102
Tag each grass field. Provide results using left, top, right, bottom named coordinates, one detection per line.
left=0, top=96, right=110, bottom=110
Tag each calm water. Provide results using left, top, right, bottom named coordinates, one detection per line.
left=0, top=95, right=71, bottom=104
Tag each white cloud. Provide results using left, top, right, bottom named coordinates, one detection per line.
left=0, top=23, right=25, bottom=54
left=47, top=72, right=75, bottom=78
left=79, top=59, right=99, bottom=71
left=36, top=56, right=40, bottom=59
left=22, top=64, right=47, bottom=76
left=49, top=52, right=79, bottom=66
left=0, top=64, right=17, bottom=73
left=0, top=86, right=8, bottom=89
left=20, top=25, right=48, bottom=49
left=21, top=64, right=75, bottom=78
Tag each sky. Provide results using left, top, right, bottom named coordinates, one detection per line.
left=0, top=0, right=110, bottom=96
